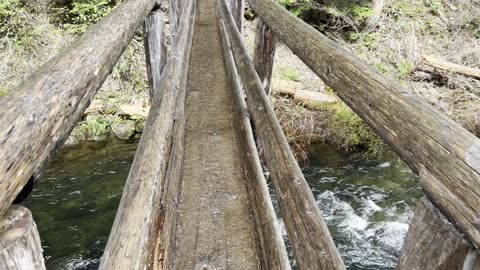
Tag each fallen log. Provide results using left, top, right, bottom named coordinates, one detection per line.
left=217, top=0, right=345, bottom=269
left=246, top=0, right=480, bottom=249
left=0, top=206, right=45, bottom=270
left=98, top=0, right=197, bottom=269
left=0, top=0, right=159, bottom=216
left=422, top=54, right=480, bottom=80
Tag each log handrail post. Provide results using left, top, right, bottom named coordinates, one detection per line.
left=0, top=206, right=45, bottom=270
left=253, top=19, right=277, bottom=96
left=144, top=9, right=168, bottom=100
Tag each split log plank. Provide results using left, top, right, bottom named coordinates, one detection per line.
left=219, top=19, right=291, bottom=270
left=98, top=0, right=197, bottom=269
left=217, top=0, right=345, bottom=269
left=398, top=197, right=480, bottom=270
left=144, top=9, right=168, bottom=99
left=253, top=19, right=277, bottom=95
left=0, top=0, right=159, bottom=216
left=0, top=206, right=45, bottom=270
left=422, top=54, right=480, bottom=80
left=246, top=0, right=480, bottom=249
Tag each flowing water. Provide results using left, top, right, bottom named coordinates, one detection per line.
left=22, top=139, right=422, bottom=269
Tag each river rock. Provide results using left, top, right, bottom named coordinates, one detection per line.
left=272, top=79, right=304, bottom=96
left=113, top=120, right=136, bottom=140
left=118, top=103, right=150, bottom=118
left=294, top=90, right=339, bottom=110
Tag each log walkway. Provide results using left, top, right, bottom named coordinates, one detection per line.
left=0, top=0, right=479, bottom=269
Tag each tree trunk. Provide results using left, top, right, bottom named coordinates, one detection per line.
left=253, top=19, right=277, bottom=96
left=246, top=0, right=480, bottom=249
left=398, top=197, right=480, bottom=270
left=0, top=206, right=45, bottom=270
left=0, top=0, right=157, bottom=217
left=144, top=9, right=168, bottom=100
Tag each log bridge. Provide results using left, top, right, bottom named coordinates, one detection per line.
left=0, top=0, right=479, bottom=269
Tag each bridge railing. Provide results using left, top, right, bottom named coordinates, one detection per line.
left=244, top=0, right=480, bottom=267
left=0, top=0, right=164, bottom=268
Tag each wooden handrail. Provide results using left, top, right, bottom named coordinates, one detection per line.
left=217, top=0, right=345, bottom=268
left=99, top=0, right=198, bottom=269
left=0, top=0, right=159, bottom=216
left=246, top=0, right=480, bottom=248
left=219, top=19, right=291, bottom=270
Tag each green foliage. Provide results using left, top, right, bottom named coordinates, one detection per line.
left=77, top=114, right=110, bottom=137
left=279, top=0, right=312, bottom=17
left=53, top=0, right=122, bottom=34
left=397, top=60, right=415, bottom=78
left=0, top=88, right=8, bottom=97
left=349, top=5, right=374, bottom=22
left=327, top=102, right=385, bottom=155
left=279, top=66, right=301, bottom=81
left=0, top=0, right=35, bottom=47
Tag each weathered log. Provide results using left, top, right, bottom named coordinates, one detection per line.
left=0, top=0, right=158, bottom=217
left=217, top=1, right=345, bottom=269
left=230, top=0, right=244, bottom=31
left=152, top=1, right=198, bottom=268
left=169, top=0, right=179, bottom=34
left=253, top=19, right=277, bottom=95
left=219, top=20, right=291, bottom=270
left=98, top=0, right=197, bottom=269
left=246, top=0, right=480, bottom=249
left=0, top=206, right=45, bottom=270
left=144, top=9, right=168, bottom=99
left=421, top=54, right=480, bottom=80
left=398, top=196, right=480, bottom=270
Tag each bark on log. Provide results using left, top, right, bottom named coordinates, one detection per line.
left=421, top=54, right=480, bottom=80
left=98, top=0, right=197, bottom=269
left=219, top=20, right=291, bottom=270
left=398, top=197, right=480, bottom=270
left=253, top=19, right=277, bottom=95
left=169, top=0, right=179, bottom=35
left=0, top=0, right=158, bottom=216
left=144, top=9, right=168, bottom=100
left=246, top=0, right=480, bottom=249
left=217, top=1, right=345, bottom=269
left=0, top=206, right=45, bottom=270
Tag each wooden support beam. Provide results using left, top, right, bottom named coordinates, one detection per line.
left=253, top=19, right=277, bottom=95
left=0, top=206, right=45, bottom=270
left=217, top=1, right=345, bottom=269
left=0, top=0, right=157, bottom=217
left=219, top=19, right=291, bottom=270
left=246, top=0, right=480, bottom=249
left=144, top=9, right=168, bottom=100
left=230, top=0, right=244, bottom=31
left=98, top=0, right=197, bottom=269
left=398, top=197, right=480, bottom=269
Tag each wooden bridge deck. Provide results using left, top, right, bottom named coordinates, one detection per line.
left=1, top=0, right=480, bottom=268
left=172, top=0, right=260, bottom=267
